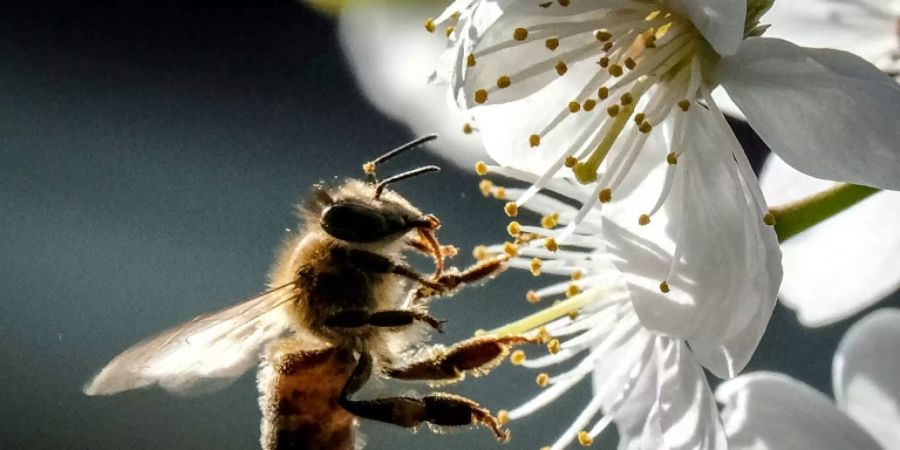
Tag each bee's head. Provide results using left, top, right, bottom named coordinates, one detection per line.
left=309, top=135, right=441, bottom=245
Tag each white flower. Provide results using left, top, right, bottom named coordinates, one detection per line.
left=759, top=154, right=900, bottom=326
left=716, top=308, right=900, bottom=449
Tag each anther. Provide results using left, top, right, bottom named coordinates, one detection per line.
left=513, top=27, right=528, bottom=40
left=526, top=290, right=541, bottom=303
left=644, top=33, right=657, bottom=48
left=544, top=237, right=559, bottom=252
left=564, top=156, right=578, bottom=168
left=539, top=1, right=552, bottom=7
left=659, top=281, right=670, bottom=293
left=362, top=161, right=375, bottom=175
left=467, top=53, right=476, bottom=67
left=545, top=38, right=559, bottom=50
left=424, top=18, right=436, bottom=33
left=599, top=188, right=612, bottom=203
left=624, top=57, right=637, bottom=70
left=578, top=431, right=593, bottom=446
left=445, top=26, right=454, bottom=37
left=678, top=99, right=691, bottom=111
left=496, top=75, right=512, bottom=89
left=474, top=89, right=488, bottom=104
left=602, top=41, right=614, bottom=52
left=608, top=64, right=623, bottom=77
left=530, top=258, right=542, bottom=276
left=479, top=179, right=493, bottom=196
left=472, top=245, right=490, bottom=260
left=463, top=122, right=474, bottom=134
left=638, top=121, right=653, bottom=133
left=547, top=339, right=560, bottom=354
left=558, top=0, right=570, bottom=6
left=529, top=134, right=541, bottom=147
left=595, top=30, right=612, bottom=41
left=536, top=373, right=550, bottom=387
left=634, top=112, right=646, bottom=124
left=566, top=284, right=580, bottom=297
left=763, top=212, right=776, bottom=226
left=503, top=242, right=519, bottom=257
left=568, top=310, right=579, bottom=320
left=497, top=410, right=510, bottom=425
left=555, top=61, right=568, bottom=75
left=607, top=104, right=620, bottom=117
left=507, top=221, right=522, bottom=236
left=571, top=269, right=583, bottom=280
left=568, top=101, right=581, bottom=113
left=597, top=86, right=609, bottom=99
left=475, top=161, right=489, bottom=175
left=504, top=202, right=519, bottom=217
left=492, top=186, right=507, bottom=200
left=620, top=92, right=634, bottom=105
left=598, top=56, right=610, bottom=68
left=638, top=214, right=651, bottom=225
left=541, top=212, right=560, bottom=228
left=510, top=350, right=526, bottom=365
left=536, top=327, right=551, bottom=343
left=667, top=152, right=678, bottom=165
left=583, top=99, right=597, bottom=111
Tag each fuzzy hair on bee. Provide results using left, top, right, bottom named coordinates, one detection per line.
left=84, top=134, right=537, bottom=449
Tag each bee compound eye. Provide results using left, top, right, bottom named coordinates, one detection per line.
left=321, top=203, right=409, bottom=243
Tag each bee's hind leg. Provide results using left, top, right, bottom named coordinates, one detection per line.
left=385, top=335, right=538, bottom=383
left=338, top=352, right=510, bottom=442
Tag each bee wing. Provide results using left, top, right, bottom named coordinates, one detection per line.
left=84, top=281, right=299, bottom=396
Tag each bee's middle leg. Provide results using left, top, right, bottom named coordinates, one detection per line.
left=338, top=352, right=509, bottom=441
left=324, top=309, right=445, bottom=332
left=385, top=335, right=537, bottom=383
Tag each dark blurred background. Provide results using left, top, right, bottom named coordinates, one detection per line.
left=1, top=1, right=897, bottom=449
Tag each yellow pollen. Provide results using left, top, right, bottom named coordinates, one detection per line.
left=678, top=99, right=691, bottom=111
left=583, top=99, right=597, bottom=111
left=507, top=221, right=522, bottom=236
left=599, top=188, right=612, bottom=203
left=571, top=269, right=583, bottom=281
left=566, top=284, right=581, bottom=297
left=602, top=41, right=614, bottom=52
left=529, top=134, right=541, bottom=147
left=568, top=101, right=581, bottom=113
left=639, top=214, right=651, bottom=225
left=659, top=281, right=671, bottom=293
left=638, top=121, right=653, bottom=133
left=547, top=339, right=561, bottom=354
left=564, top=156, right=578, bottom=168
left=526, top=290, right=541, bottom=303
left=597, top=86, right=609, bottom=99
left=496, top=75, right=511, bottom=89
left=475, top=161, right=489, bottom=175
left=474, top=328, right=486, bottom=336
left=608, top=64, right=623, bottom=77
left=362, top=161, right=375, bottom=176
left=478, top=179, right=493, bottom=197
left=545, top=38, right=559, bottom=50
left=620, top=92, right=634, bottom=105
left=472, top=245, right=490, bottom=260
left=764, top=212, right=776, bottom=226
left=497, top=410, right=509, bottom=425
left=544, top=237, right=559, bottom=252
left=424, top=18, right=436, bottom=33
left=595, top=29, right=612, bottom=41
left=513, top=27, right=528, bottom=41
left=568, top=310, right=579, bottom=320
left=578, top=431, right=593, bottom=446
left=634, top=112, right=646, bottom=124
left=450, top=11, right=460, bottom=20
left=492, top=186, right=507, bottom=199
left=536, top=326, right=551, bottom=343
left=541, top=212, right=560, bottom=228
left=467, top=53, right=476, bottom=67
left=463, top=122, right=474, bottom=134
left=558, top=0, right=570, bottom=6
left=530, top=258, right=542, bottom=276
left=607, top=104, right=620, bottom=117
left=597, top=56, right=610, bottom=68
left=503, top=242, right=519, bottom=257
left=625, top=57, right=637, bottom=70
left=667, top=152, right=678, bottom=165
left=555, top=61, right=568, bottom=75
left=510, top=350, right=526, bottom=365
left=536, top=373, right=550, bottom=387
left=504, top=202, right=519, bottom=217
left=644, top=32, right=658, bottom=48
left=474, top=89, right=488, bottom=104
left=445, top=26, right=454, bottom=37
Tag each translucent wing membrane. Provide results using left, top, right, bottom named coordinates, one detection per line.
left=84, top=282, right=299, bottom=396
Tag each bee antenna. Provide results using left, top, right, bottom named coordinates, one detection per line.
left=374, top=165, right=440, bottom=199
left=364, top=134, right=439, bottom=183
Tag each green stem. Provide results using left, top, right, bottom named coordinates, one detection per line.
left=772, top=183, right=879, bottom=242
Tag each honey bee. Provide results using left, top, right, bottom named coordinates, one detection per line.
left=84, top=135, right=534, bottom=449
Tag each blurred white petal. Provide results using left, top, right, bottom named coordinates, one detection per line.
left=668, top=0, right=746, bottom=55
left=760, top=154, right=900, bottom=326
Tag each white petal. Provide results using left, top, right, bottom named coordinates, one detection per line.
left=719, top=37, right=900, bottom=190
left=716, top=372, right=881, bottom=450
left=337, top=3, right=488, bottom=168
left=760, top=154, right=900, bottom=326
left=668, top=0, right=746, bottom=55
left=834, top=308, right=900, bottom=449
left=604, top=104, right=781, bottom=378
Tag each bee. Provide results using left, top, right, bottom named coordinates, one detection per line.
left=84, top=135, right=535, bottom=449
